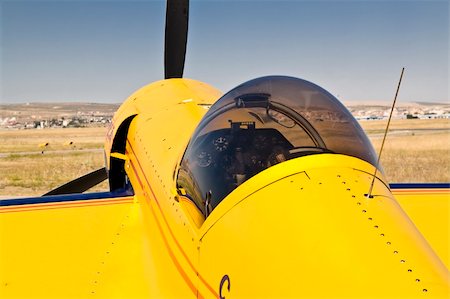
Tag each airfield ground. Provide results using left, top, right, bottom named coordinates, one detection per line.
left=0, top=118, right=449, bottom=196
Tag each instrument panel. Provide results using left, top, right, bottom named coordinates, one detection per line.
left=181, top=124, right=296, bottom=211
left=192, top=128, right=293, bottom=175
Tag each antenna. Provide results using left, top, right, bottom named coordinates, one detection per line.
left=366, top=67, right=405, bottom=198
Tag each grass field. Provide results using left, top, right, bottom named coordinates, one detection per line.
left=364, top=121, right=450, bottom=182
left=0, top=127, right=109, bottom=196
left=0, top=127, right=106, bottom=153
left=0, top=119, right=449, bottom=196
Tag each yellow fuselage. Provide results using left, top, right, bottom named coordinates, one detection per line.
left=103, top=78, right=449, bottom=298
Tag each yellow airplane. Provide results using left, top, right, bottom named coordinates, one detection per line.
left=1, top=0, right=448, bottom=298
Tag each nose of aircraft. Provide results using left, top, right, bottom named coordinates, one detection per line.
left=197, top=155, right=449, bottom=298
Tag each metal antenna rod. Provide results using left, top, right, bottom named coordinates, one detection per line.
left=366, top=67, right=405, bottom=198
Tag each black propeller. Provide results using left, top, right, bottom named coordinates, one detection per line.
left=164, top=0, right=189, bottom=79
left=43, top=167, right=108, bottom=196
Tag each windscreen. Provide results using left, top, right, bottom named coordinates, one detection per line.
left=177, top=76, right=377, bottom=216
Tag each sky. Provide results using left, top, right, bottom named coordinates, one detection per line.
left=0, top=0, right=448, bottom=104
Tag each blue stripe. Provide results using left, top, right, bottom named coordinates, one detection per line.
left=389, top=183, right=450, bottom=189
left=0, top=188, right=134, bottom=207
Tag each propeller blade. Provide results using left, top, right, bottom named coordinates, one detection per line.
left=164, top=0, right=189, bottom=79
left=43, top=167, right=108, bottom=196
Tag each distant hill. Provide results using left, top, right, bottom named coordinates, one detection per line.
left=0, top=102, right=120, bottom=129
left=414, top=101, right=450, bottom=106
left=1, top=101, right=449, bottom=128
left=0, top=102, right=120, bottom=121
left=343, top=100, right=450, bottom=108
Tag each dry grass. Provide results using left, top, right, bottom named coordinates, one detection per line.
left=360, top=118, right=450, bottom=183
left=369, top=132, right=450, bottom=183
left=0, top=127, right=106, bottom=153
left=359, top=118, right=450, bottom=134
left=0, top=151, right=109, bottom=196
left=0, top=128, right=108, bottom=196
left=0, top=119, right=449, bottom=197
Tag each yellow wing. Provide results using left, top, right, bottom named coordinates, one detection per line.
left=0, top=192, right=154, bottom=299
left=392, top=184, right=450, bottom=268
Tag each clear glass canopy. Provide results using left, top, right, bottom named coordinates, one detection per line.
left=177, top=76, right=377, bottom=216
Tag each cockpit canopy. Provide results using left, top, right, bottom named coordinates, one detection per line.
left=177, top=76, right=377, bottom=216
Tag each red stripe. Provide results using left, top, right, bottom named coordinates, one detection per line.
left=128, top=157, right=203, bottom=298
left=0, top=197, right=132, bottom=209
left=392, top=189, right=450, bottom=194
left=126, top=149, right=145, bottom=189
left=148, top=195, right=199, bottom=297
left=126, top=140, right=218, bottom=298
left=0, top=198, right=133, bottom=214
left=0, top=197, right=132, bottom=211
